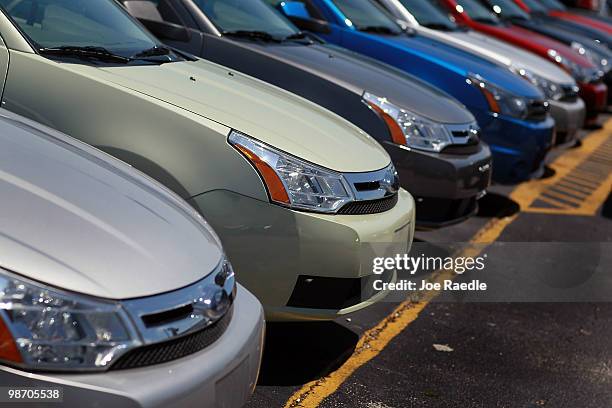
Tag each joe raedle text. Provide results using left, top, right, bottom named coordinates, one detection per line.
left=373, top=279, right=487, bottom=292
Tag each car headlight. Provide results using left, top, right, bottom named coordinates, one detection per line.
left=0, top=269, right=140, bottom=371
left=571, top=42, right=610, bottom=74
left=548, top=49, right=603, bottom=83
left=467, top=74, right=535, bottom=119
left=229, top=130, right=357, bottom=213
left=510, top=66, right=565, bottom=101
left=362, top=92, right=453, bottom=152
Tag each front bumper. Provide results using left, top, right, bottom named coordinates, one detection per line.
left=189, top=188, right=415, bottom=321
left=579, top=81, right=608, bottom=121
left=474, top=110, right=555, bottom=184
left=0, top=285, right=264, bottom=408
left=384, top=141, right=491, bottom=229
left=604, top=69, right=612, bottom=105
left=548, top=98, right=586, bottom=145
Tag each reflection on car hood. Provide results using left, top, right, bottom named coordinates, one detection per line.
left=360, top=31, right=544, bottom=99
left=420, top=28, right=575, bottom=84
left=238, top=40, right=475, bottom=124
left=88, top=60, right=390, bottom=173
left=0, top=110, right=223, bottom=299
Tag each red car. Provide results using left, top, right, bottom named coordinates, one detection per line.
left=440, top=0, right=608, bottom=124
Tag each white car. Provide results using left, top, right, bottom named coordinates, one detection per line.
left=0, top=111, right=264, bottom=408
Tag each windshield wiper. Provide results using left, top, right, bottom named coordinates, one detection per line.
left=422, top=22, right=455, bottom=31
left=222, top=30, right=281, bottom=42
left=131, top=45, right=172, bottom=58
left=358, top=25, right=399, bottom=35
left=281, top=31, right=322, bottom=44
left=39, top=46, right=131, bottom=63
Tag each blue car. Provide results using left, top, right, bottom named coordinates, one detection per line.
left=272, top=0, right=555, bottom=182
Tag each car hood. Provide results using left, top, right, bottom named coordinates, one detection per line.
left=239, top=40, right=474, bottom=124
left=369, top=32, right=543, bottom=98
left=83, top=60, right=390, bottom=173
left=0, top=111, right=224, bottom=300
left=499, top=24, right=594, bottom=66
left=515, top=18, right=612, bottom=53
left=424, top=29, right=575, bottom=84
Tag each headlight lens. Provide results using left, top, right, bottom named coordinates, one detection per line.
left=229, top=131, right=356, bottom=213
left=467, top=74, right=534, bottom=119
left=571, top=42, right=610, bottom=74
left=363, top=92, right=453, bottom=152
left=548, top=48, right=603, bottom=83
left=510, top=66, right=566, bottom=101
left=0, top=270, right=139, bottom=371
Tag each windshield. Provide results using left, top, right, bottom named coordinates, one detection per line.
left=538, top=0, right=566, bottom=10
left=399, top=0, right=458, bottom=30
left=455, top=0, right=500, bottom=23
left=519, top=0, right=549, bottom=13
left=0, top=0, right=163, bottom=57
left=194, top=0, right=298, bottom=38
left=483, top=0, right=531, bottom=19
left=332, top=0, right=402, bottom=33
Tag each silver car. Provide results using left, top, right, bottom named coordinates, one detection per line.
left=378, top=0, right=587, bottom=145
left=0, top=111, right=264, bottom=408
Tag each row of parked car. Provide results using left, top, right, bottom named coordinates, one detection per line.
left=0, top=0, right=610, bottom=406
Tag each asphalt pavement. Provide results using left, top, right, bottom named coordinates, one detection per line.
left=246, top=116, right=612, bottom=408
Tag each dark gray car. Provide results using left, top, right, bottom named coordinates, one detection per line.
left=122, top=0, right=492, bottom=229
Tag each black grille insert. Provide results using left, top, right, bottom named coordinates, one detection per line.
left=287, top=270, right=395, bottom=310
left=526, top=100, right=549, bottom=121
left=337, top=194, right=398, bottom=215
left=111, top=307, right=233, bottom=370
left=559, top=85, right=579, bottom=103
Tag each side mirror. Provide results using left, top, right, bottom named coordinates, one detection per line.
left=278, top=1, right=311, bottom=19
left=277, top=1, right=332, bottom=34
left=139, top=19, right=191, bottom=42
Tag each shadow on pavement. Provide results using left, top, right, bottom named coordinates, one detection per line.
left=602, top=190, right=612, bottom=220
left=476, top=193, right=520, bottom=218
left=540, top=165, right=556, bottom=179
left=257, top=322, right=358, bottom=386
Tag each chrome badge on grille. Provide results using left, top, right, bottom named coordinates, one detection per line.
left=120, top=259, right=236, bottom=344
left=381, top=164, right=400, bottom=195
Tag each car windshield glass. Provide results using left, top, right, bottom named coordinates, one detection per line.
left=0, top=0, right=168, bottom=59
left=399, top=0, right=458, bottom=30
left=484, top=0, right=531, bottom=19
left=332, top=0, right=403, bottom=33
left=519, top=0, right=549, bottom=13
left=455, top=0, right=499, bottom=23
left=538, top=0, right=566, bottom=11
left=194, top=0, right=298, bottom=38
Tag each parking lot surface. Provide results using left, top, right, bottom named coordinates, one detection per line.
left=246, top=116, right=612, bottom=408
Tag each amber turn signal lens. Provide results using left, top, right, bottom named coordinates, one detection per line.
left=234, top=144, right=290, bottom=204
left=366, top=101, right=407, bottom=146
left=0, top=316, right=22, bottom=364
left=481, top=87, right=501, bottom=114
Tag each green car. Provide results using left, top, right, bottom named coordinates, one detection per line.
left=0, top=0, right=415, bottom=320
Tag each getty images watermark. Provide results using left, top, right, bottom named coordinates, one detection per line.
left=372, top=253, right=488, bottom=292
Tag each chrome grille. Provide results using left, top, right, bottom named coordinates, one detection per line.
left=337, top=165, right=399, bottom=215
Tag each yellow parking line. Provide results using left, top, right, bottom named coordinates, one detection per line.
left=282, top=120, right=612, bottom=408
left=533, top=194, right=574, bottom=210
left=540, top=189, right=583, bottom=205
left=549, top=183, right=590, bottom=198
